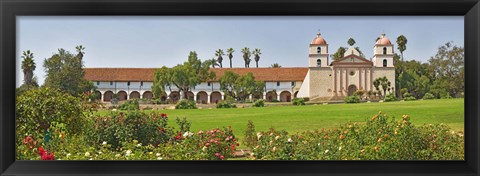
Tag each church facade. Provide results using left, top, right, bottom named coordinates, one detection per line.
left=296, top=32, right=396, bottom=101
left=84, top=32, right=395, bottom=103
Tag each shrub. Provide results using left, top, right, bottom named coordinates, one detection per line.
left=253, top=99, right=265, bottom=107
left=271, top=99, right=280, bottom=103
left=384, top=93, right=397, bottom=102
left=292, top=98, right=306, bottom=106
left=175, top=100, right=197, bottom=109
left=354, top=90, right=366, bottom=99
left=344, top=95, right=360, bottom=103
left=243, top=120, right=257, bottom=148
left=403, top=92, right=416, bottom=101
left=16, top=87, right=85, bottom=138
left=251, top=112, right=464, bottom=160
left=423, top=93, right=435, bottom=100
left=119, top=99, right=140, bottom=110
left=216, top=101, right=237, bottom=109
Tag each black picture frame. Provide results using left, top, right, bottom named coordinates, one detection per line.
left=1, top=0, right=479, bottom=176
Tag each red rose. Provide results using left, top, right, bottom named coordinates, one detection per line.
left=37, top=146, right=45, bottom=155
left=205, top=143, right=210, bottom=147
left=220, top=155, right=225, bottom=160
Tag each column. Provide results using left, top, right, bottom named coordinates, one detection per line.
left=359, top=68, right=362, bottom=90
left=263, top=92, right=267, bottom=100
left=345, top=69, right=348, bottom=91
left=277, top=94, right=281, bottom=102
left=249, top=94, right=253, bottom=101
left=365, top=68, right=368, bottom=91
left=193, top=92, right=197, bottom=102
left=101, top=92, right=105, bottom=102
left=207, top=92, right=211, bottom=104
left=333, top=68, right=337, bottom=96
left=339, top=68, right=343, bottom=96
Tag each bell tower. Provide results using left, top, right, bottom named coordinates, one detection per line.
left=309, top=32, right=329, bottom=67
left=373, top=33, right=394, bottom=67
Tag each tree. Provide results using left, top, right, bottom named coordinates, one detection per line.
left=428, top=42, right=464, bottom=98
left=331, top=47, right=347, bottom=60
left=43, top=46, right=94, bottom=97
left=152, top=51, right=216, bottom=100
left=396, top=35, right=407, bottom=98
left=207, top=58, right=219, bottom=68
left=373, top=76, right=392, bottom=99
left=354, top=47, right=365, bottom=58
left=253, top=48, right=262, bottom=68
left=227, top=48, right=235, bottom=68
left=75, top=45, right=85, bottom=60
left=270, top=63, right=282, bottom=68
left=347, top=38, right=356, bottom=46
left=215, top=49, right=225, bottom=68
left=219, top=71, right=265, bottom=102
left=396, top=35, right=408, bottom=62
left=21, top=50, right=38, bottom=87
left=152, top=66, right=173, bottom=99
left=241, top=47, right=251, bottom=68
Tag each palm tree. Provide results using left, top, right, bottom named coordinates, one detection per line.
left=241, top=47, right=251, bottom=68
left=21, top=50, right=36, bottom=86
left=226, top=48, right=234, bottom=68
left=396, top=35, right=407, bottom=62
left=215, top=49, right=225, bottom=68
left=396, top=35, right=407, bottom=98
left=207, top=58, right=219, bottom=68
left=252, top=48, right=261, bottom=68
left=75, top=45, right=85, bottom=60
left=270, top=63, right=282, bottom=68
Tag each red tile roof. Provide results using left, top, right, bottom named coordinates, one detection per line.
left=84, top=67, right=308, bottom=82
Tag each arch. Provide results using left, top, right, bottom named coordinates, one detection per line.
left=383, top=47, right=387, bottom=54
left=142, top=91, right=153, bottom=99
left=130, top=91, right=140, bottom=99
left=317, top=47, right=321, bottom=54
left=348, top=85, right=358, bottom=96
left=317, top=59, right=321, bottom=67
left=280, top=91, right=292, bottom=102
left=293, top=91, right=299, bottom=98
left=117, top=91, right=128, bottom=101
left=187, top=91, right=195, bottom=101
left=266, top=91, right=277, bottom=102
left=383, top=59, right=387, bottom=67
left=169, top=91, right=180, bottom=103
left=210, top=91, right=222, bottom=104
left=196, top=91, right=208, bottom=104
left=103, top=91, right=113, bottom=102
left=93, top=90, right=101, bottom=101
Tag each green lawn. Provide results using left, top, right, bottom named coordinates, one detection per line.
left=94, top=98, right=464, bottom=147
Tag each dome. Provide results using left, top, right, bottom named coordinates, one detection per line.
left=376, top=33, right=392, bottom=45
left=311, top=32, right=327, bottom=45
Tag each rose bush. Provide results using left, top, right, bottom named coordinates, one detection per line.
left=250, top=112, right=464, bottom=160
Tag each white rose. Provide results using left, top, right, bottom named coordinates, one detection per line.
left=126, top=150, right=132, bottom=156
left=102, top=141, right=107, bottom=145
left=156, top=153, right=161, bottom=157
left=85, top=152, right=90, bottom=157
left=325, top=150, right=329, bottom=154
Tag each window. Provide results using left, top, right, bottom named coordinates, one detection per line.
left=350, top=71, right=355, bottom=76
left=291, top=82, right=295, bottom=86
left=317, top=59, right=321, bottom=67
left=208, top=82, right=211, bottom=86
left=127, top=81, right=130, bottom=86
left=141, top=81, right=143, bottom=86
left=383, top=59, right=387, bottom=67
left=96, top=81, right=99, bottom=85
left=110, top=81, right=113, bottom=85
left=277, top=82, right=280, bottom=86
left=317, top=47, right=321, bottom=54
left=383, top=47, right=387, bottom=55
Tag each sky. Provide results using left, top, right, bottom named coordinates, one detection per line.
left=16, top=16, right=463, bottom=87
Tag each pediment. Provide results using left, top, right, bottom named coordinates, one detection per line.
left=331, top=54, right=373, bottom=66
